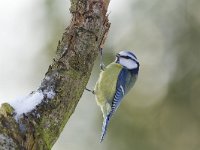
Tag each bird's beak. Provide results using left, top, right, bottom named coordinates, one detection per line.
left=115, top=53, right=120, bottom=62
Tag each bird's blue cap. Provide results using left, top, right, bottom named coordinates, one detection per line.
left=117, top=50, right=138, bottom=61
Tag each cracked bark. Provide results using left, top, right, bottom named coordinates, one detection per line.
left=0, top=0, right=110, bottom=149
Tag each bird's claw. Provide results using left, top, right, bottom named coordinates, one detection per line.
left=85, top=88, right=95, bottom=95
left=100, top=63, right=105, bottom=71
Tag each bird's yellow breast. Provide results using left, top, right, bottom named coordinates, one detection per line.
left=94, top=62, right=123, bottom=106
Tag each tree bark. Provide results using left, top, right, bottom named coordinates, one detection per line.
left=0, top=0, right=110, bottom=149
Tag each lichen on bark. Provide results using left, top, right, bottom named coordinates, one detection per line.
left=0, top=0, right=110, bottom=149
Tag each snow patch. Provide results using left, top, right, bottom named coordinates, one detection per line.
left=43, top=88, right=56, bottom=99
left=44, top=76, right=51, bottom=81
left=9, top=90, right=44, bottom=118
left=8, top=88, right=56, bottom=119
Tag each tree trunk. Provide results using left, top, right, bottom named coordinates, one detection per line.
left=0, top=0, right=110, bottom=149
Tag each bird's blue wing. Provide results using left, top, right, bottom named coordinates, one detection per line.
left=100, top=68, right=128, bottom=142
left=110, top=68, right=127, bottom=113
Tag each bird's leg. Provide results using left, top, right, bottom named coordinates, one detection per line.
left=85, top=88, right=95, bottom=95
left=99, top=48, right=105, bottom=71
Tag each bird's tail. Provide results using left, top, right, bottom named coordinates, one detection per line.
left=100, top=113, right=112, bottom=143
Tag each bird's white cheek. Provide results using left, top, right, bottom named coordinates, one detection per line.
left=120, top=58, right=138, bottom=69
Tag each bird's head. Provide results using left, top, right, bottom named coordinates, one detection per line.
left=115, top=50, right=139, bottom=70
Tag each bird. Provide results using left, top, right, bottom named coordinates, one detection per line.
left=94, top=50, right=140, bottom=142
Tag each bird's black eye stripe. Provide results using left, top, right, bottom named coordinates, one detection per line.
left=120, top=55, right=135, bottom=60
left=116, top=54, right=130, bottom=59
left=121, top=56, right=130, bottom=59
left=116, top=54, right=138, bottom=62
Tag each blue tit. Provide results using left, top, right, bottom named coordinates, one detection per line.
left=94, top=50, right=140, bottom=142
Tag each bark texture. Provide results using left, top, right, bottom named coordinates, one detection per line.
left=0, top=0, right=110, bottom=149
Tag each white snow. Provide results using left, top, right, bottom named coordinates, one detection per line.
left=9, top=90, right=44, bottom=119
left=44, top=76, right=51, bottom=81
left=43, top=88, right=56, bottom=99
left=119, top=57, right=138, bottom=69
left=7, top=89, right=56, bottom=119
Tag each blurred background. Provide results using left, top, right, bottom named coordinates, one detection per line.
left=0, top=0, right=200, bottom=150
